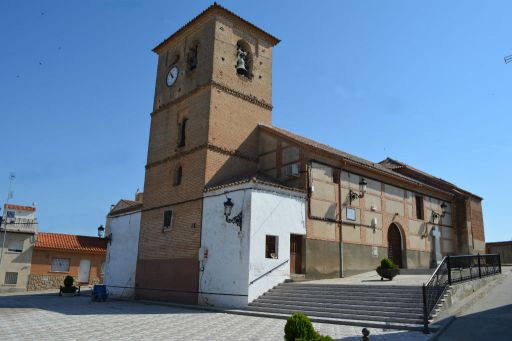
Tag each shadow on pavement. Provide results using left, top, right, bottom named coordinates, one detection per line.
left=0, top=291, right=212, bottom=316
left=436, top=304, right=512, bottom=341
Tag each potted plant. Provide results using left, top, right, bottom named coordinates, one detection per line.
left=376, top=258, right=400, bottom=280
left=60, top=275, right=78, bottom=297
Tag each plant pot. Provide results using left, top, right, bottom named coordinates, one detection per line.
left=376, top=267, right=400, bottom=280
left=60, top=285, right=77, bottom=297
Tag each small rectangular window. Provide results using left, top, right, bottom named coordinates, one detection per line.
left=51, top=258, right=70, bottom=272
left=4, top=272, right=18, bottom=285
left=163, top=210, right=173, bottom=229
left=346, top=207, right=356, bottom=221
left=7, top=239, right=23, bottom=253
left=265, top=235, right=278, bottom=259
left=415, top=195, right=424, bottom=220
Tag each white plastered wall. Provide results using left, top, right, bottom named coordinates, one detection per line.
left=104, top=211, right=141, bottom=298
left=198, top=182, right=306, bottom=308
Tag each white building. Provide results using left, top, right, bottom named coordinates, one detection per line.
left=104, top=194, right=142, bottom=298
left=198, top=176, right=306, bottom=308
left=0, top=204, right=38, bottom=292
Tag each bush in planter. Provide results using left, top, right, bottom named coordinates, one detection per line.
left=284, top=313, right=333, bottom=341
left=379, top=258, right=398, bottom=270
left=376, top=258, right=400, bottom=281
left=61, top=275, right=77, bottom=294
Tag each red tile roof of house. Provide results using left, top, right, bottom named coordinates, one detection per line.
left=108, top=199, right=143, bottom=217
left=35, top=232, right=107, bottom=253
left=204, top=172, right=306, bottom=194
left=4, top=204, right=36, bottom=212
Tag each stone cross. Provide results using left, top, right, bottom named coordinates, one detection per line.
left=431, top=226, right=442, bottom=266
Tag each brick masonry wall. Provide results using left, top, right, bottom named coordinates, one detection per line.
left=470, top=198, right=485, bottom=242
left=30, top=249, right=105, bottom=287
left=138, top=200, right=202, bottom=260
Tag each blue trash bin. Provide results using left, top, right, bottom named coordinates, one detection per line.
left=92, top=284, right=108, bottom=301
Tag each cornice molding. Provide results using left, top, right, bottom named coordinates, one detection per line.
left=150, top=80, right=272, bottom=118
left=145, top=143, right=257, bottom=170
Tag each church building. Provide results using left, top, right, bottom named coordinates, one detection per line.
left=135, top=3, right=485, bottom=307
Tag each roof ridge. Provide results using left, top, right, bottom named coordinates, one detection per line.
left=153, top=3, right=279, bottom=53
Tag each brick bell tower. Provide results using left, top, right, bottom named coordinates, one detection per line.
left=135, top=4, right=280, bottom=303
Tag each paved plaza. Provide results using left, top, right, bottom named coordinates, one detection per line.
left=0, top=291, right=432, bottom=341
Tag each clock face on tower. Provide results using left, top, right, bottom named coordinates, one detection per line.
left=166, top=66, right=179, bottom=87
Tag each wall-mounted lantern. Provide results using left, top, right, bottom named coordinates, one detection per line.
left=223, top=198, right=242, bottom=231
left=97, top=225, right=112, bottom=244
left=349, top=178, right=368, bottom=205
left=423, top=202, right=448, bottom=239
left=431, top=202, right=447, bottom=222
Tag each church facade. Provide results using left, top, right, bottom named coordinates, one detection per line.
left=135, top=4, right=485, bottom=306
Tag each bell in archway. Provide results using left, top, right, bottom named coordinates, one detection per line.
left=236, top=47, right=248, bottom=75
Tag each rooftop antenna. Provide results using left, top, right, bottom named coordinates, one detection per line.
left=505, top=55, right=512, bottom=64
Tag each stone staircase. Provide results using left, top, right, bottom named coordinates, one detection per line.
left=240, top=282, right=432, bottom=331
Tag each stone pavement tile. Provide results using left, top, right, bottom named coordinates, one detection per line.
left=0, top=292, right=431, bottom=341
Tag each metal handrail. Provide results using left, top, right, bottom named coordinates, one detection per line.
left=422, top=253, right=501, bottom=334
left=249, top=259, right=289, bottom=285
left=425, top=255, right=448, bottom=285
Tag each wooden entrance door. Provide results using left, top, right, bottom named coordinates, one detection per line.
left=387, top=224, right=403, bottom=268
left=290, top=235, right=302, bottom=274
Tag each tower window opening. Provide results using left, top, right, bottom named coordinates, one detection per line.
left=178, top=119, right=187, bottom=147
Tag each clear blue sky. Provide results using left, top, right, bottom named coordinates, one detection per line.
left=1, top=1, right=511, bottom=241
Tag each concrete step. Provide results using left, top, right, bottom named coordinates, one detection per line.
left=263, top=291, right=424, bottom=304
left=259, top=294, right=423, bottom=306
left=268, top=289, right=422, bottom=299
left=225, top=309, right=431, bottom=332
left=279, top=283, right=423, bottom=291
left=245, top=306, right=424, bottom=325
left=250, top=298, right=424, bottom=314
left=274, top=284, right=423, bottom=294
left=249, top=301, right=424, bottom=318
left=244, top=282, right=430, bottom=331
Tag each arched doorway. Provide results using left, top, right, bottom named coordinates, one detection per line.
left=387, top=223, right=403, bottom=268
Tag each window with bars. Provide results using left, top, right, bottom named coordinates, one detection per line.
left=51, top=258, right=70, bottom=272
left=265, top=235, right=278, bottom=259
left=4, top=272, right=18, bottom=285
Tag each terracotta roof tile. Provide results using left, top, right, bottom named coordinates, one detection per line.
left=4, top=204, right=36, bottom=212
left=204, top=172, right=305, bottom=194
left=108, top=199, right=143, bottom=217
left=35, top=232, right=107, bottom=253
left=153, top=3, right=280, bottom=53
left=379, top=157, right=482, bottom=199
left=258, top=124, right=457, bottom=197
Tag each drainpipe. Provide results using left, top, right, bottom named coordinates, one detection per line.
left=336, top=166, right=343, bottom=278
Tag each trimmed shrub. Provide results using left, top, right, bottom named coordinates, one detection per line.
left=379, top=258, right=398, bottom=270
left=63, top=275, right=74, bottom=287
left=284, top=313, right=334, bottom=341
left=284, top=313, right=316, bottom=341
